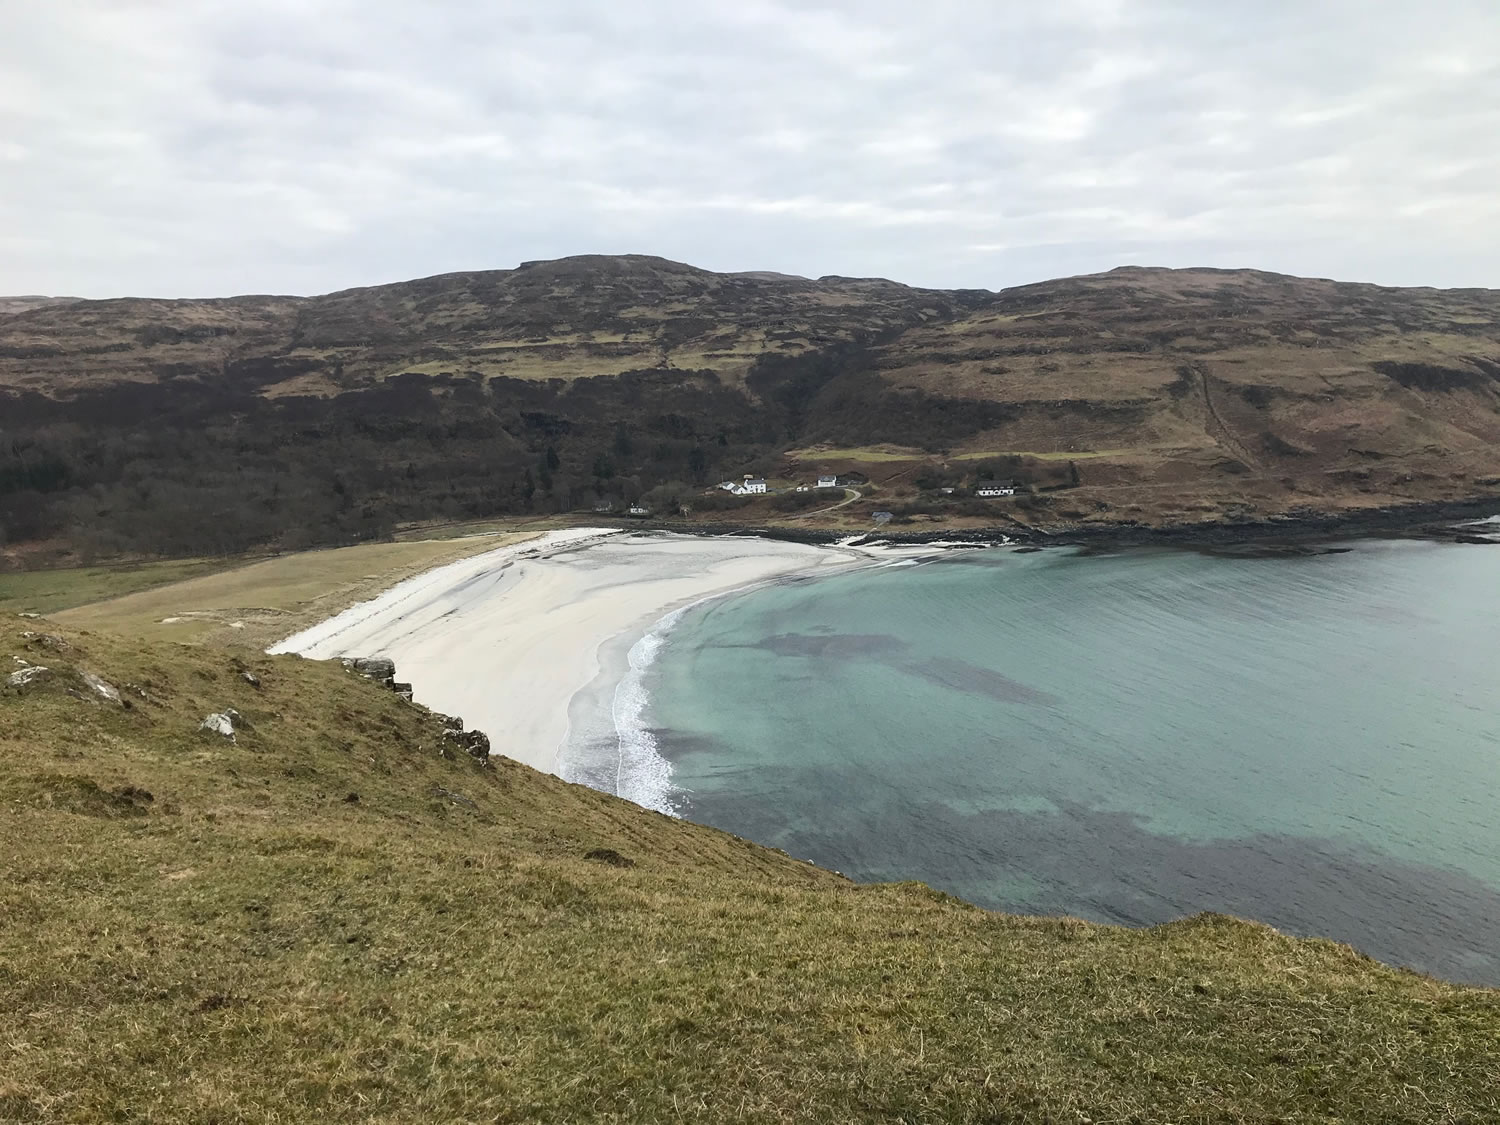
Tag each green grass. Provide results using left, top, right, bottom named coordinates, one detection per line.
left=2, top=613, right=1498, bottom=1122
left=0, top=557, right=240, bottom=616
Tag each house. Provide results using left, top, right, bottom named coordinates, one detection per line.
left=872, top=511, right=894, bottom=524
left=628, top=505, right=649, bottom=516
left=940, top=487, right=956, bottom=494
left=976, top=482, right=1017, bottom=498
left=815, top=475, right=838, bottom=489
left=720, top=475, right=767, bottom=496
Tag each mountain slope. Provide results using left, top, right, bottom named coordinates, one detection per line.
left=2, top=256, right=1498, bottom=560
left=3, top=612, right=1498, bottom=1122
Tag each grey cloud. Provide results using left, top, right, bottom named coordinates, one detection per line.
left=1, top=0, right=1497, bottom=296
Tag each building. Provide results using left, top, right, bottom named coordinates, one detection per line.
left=976, top=482, right=1017, bottom=498
left=872, top=511, right=894, bottom=524
left=739, top=477, right=767, bottom=495
left=628, top=505, right=650, bottom=516
left=815, top=475, right=838, bottom=489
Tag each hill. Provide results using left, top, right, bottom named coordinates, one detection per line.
left=3, top=611, right=1498, bottom=1122
left=2, top=256, right=1499, bottom=561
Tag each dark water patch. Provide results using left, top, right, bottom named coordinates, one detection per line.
left=755, top=632, right=911, bottom=658
left=684, top=777, right=1500, bottom=987
left=652, top=729, right=730, bottom=762
left=906, top=656, right=1058, bottom=706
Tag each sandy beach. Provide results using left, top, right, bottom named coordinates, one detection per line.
left=268, top=529, right=859, bottom=793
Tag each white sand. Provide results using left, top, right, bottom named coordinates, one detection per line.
left=268, top=529, right=856, bottom=778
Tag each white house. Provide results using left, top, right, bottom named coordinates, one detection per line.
left=815, top=475, right=838, bottom=489
left=717, top=480, right=738, bottom=492
left=628, top=505, right=650, bottom=515
left=976, top=482, right=1017, bottom=498
left=740, top=478, right=767, bottom=495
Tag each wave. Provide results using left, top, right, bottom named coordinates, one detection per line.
left=609, top=603, right=693, bottom=816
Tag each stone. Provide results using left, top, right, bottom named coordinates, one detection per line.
left=199, top=712, right=236, bottom=740
left=349, top=656, right=396, bottom=684
left=241, top=671, right=261, bottom=688
left=81, top=670, right=121, bottom=704
left=6, top=665, right=50, bottom=688
left=392, top=682, right=413, bottom=701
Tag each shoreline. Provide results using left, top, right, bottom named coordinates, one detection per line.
left=267, top=531, right=870, bottom=784
left=629, top=494, right=1500, bottom=552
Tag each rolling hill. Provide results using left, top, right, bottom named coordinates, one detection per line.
left=2, top=256, right=1498, bottom=561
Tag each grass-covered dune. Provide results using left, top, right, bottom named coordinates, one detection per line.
left=3, top=613, right=1498, bottom=1123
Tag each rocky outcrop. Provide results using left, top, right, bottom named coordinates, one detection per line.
left=199, top=709, right=241, bottom=740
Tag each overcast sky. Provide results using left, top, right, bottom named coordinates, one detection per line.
left=2, top=0, right=1498, bottom=297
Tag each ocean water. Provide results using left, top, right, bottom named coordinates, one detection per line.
left=642, top=541, right=1500, bottom=986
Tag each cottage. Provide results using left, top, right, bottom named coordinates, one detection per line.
left=815, top=475, right=838, bottom=489
left=976, top=482, right=1017, bottom=498
left=739, top=477, right=767, bottom=495
left=717, top=480, right=738, bottom=492
left=628, top=505, right=650, bottom=516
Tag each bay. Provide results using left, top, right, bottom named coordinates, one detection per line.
left=648, top=540, right=1500, bottom=986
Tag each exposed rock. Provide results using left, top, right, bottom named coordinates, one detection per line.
left=20, top=631, right=70, bottom=652
left=441, top=714, right=464, bottom=731
left=7, top=665, right=50, bottom=688
left=17, top=612, right=40, bottom=619
left=81, top=670, right=121, bottom=704
left=392, top=681, right=413, bottom=701
left=199, top=712, right=236, bottom=740
left=441, top=727, right=491, bottom=763
left=343, top=656, right=396, bottom=686
left=241, top=671, right=261, bottom=688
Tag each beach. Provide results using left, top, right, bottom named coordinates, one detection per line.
left=268, top=528, right=858, bottom=797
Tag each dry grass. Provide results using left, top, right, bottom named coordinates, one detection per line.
left=2, top=613, right=1498, bottom=1122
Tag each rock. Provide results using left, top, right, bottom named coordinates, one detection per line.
left=17, top=612, right=40, bottom=619
left=348, top=656, right=396, bottom=685
left=81, top=670, right=121, bottom=704
left=441, top=714, right=464, bottom=732
left=20, top=631, right=70, bottom=652
left=441, top=727, right=491, bottom=763
left=199, top=712, right=236, bottom=740
left=6, top=665, right=50, bottom=688
left=241, top=671, right=261, bottom=688
left=392, top=682, right=413, bottom=701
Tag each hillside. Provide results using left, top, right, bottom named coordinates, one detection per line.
left=3, top=611, right=1498, bottom=1122
left=2, top=256, right=1499, bottom=561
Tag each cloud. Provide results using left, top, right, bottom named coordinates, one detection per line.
left=1, top=0, right=1497, bottom=296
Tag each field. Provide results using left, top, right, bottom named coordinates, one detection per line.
left=46, top=531, right=537, bottom=648
left=0, top=557, right=243, bottom=616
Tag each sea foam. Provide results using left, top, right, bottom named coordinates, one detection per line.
left=608, top=604, right=690, bottom=816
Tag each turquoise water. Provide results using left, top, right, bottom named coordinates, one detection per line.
left=648, top=541, right=1500, bottom=986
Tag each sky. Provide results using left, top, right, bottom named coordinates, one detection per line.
left=2, top=0, right=1498, bottom=297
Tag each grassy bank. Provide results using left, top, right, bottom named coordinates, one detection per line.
left=2, top=613, right=1498, bottom=1122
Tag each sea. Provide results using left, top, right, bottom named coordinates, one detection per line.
left=626, top=538, right=1500, bottom=986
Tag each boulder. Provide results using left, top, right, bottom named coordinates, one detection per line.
left=346, top=656, right=396, bottom=685
left=441, top=727, right=491, bottom=763
left=199, top=712, right=236, bottom=740
left=81, top=670, right=121, bottom=704
left=6, top=665, right=50, bottom=688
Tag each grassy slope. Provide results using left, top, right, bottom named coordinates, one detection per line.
left=3, top=614, right=1498, bottom=1123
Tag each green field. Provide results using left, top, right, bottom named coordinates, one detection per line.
left=2, top=612, right=1497, bottom=1122
left=0, top=557, right=242, bottom=616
